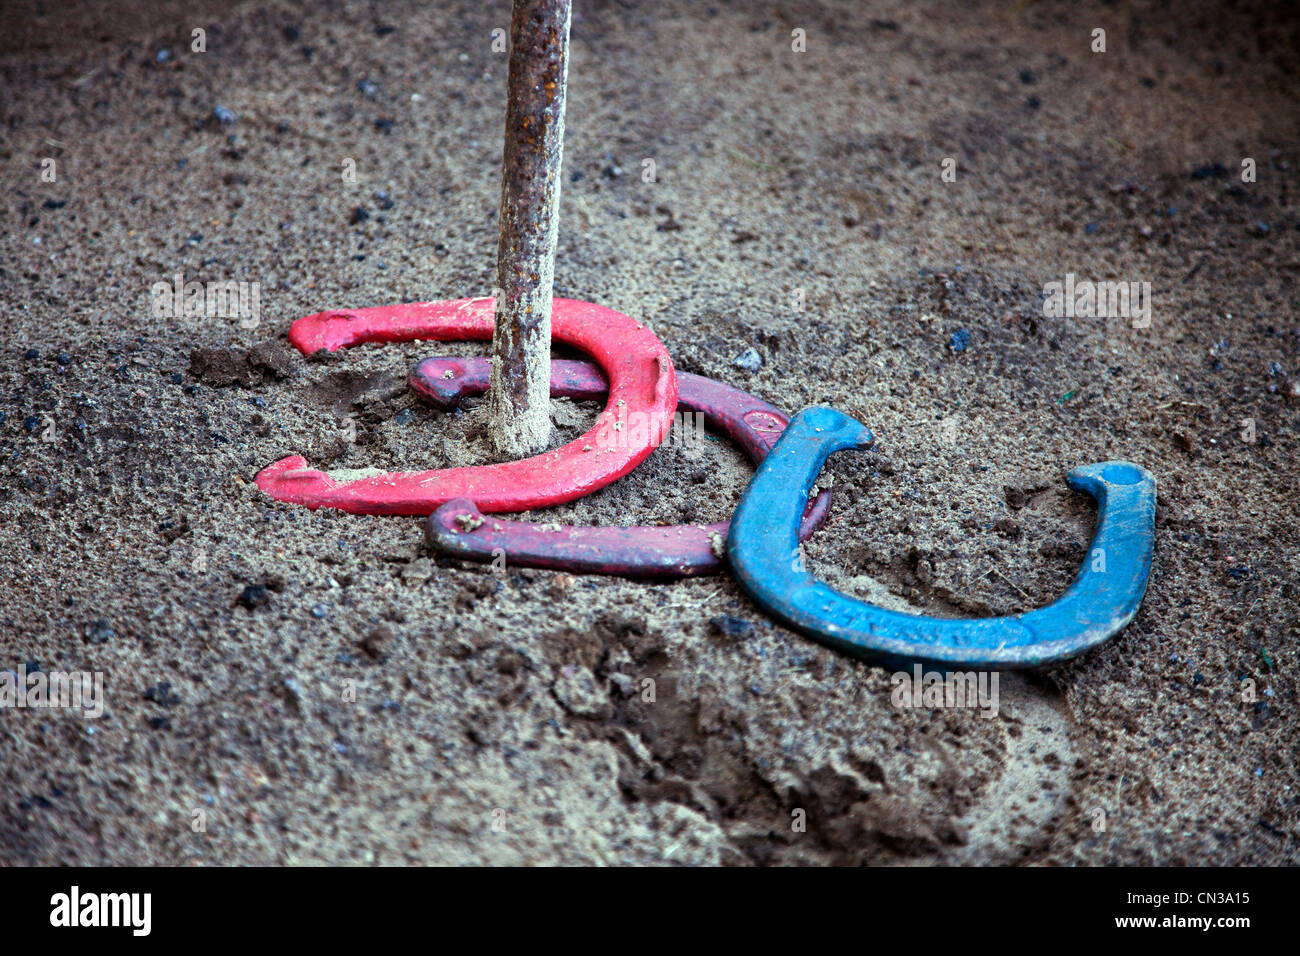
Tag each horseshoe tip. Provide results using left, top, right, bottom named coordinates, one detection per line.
left=794, top=406, right=874, bottom=449
left=255, top=456, right=341, bottom=500
left=255, top=455, right=307, bottom=482
left=428, top=498, right=485, bottom=540
left=409, top=358, right=470, bottom=407
left=1067, top=460, right=1155, bottom=492
left=288, top=310, right=365, bottom=353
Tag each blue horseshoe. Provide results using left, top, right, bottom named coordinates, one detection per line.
left=726, top=407, right=1156, bottom=669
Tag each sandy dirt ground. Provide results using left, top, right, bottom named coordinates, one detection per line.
left=1, top=0, right=1297, bottom=865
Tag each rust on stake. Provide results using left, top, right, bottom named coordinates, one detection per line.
left=487, top=0, right=573, bottom=458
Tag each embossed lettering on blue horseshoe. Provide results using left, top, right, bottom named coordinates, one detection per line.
left=726, top=406, right=1157, bottom=670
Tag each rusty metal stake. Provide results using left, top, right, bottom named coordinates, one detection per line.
left=487, top=0, right=572, bottom=458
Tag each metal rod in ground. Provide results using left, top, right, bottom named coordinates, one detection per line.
left=487, top=0, right=572, bottom=458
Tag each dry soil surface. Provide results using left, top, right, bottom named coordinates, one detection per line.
left=1, top=0, right=1297, bottom=865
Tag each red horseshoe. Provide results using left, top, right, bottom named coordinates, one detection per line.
left=255, top=297, right=677, bottom=515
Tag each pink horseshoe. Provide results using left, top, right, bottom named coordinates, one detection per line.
left=255, top=297, right=677, bottom=515
left=414, top=357, right=832, bottom=578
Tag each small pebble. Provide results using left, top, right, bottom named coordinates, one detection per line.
left=311, top=603, right=329, bottom=619
left=732, top=348, right=763, bottom=372
left=949, top=328, right=971, bottom=352
left=358, top=625, right=394, bottom=661
left=238, top=584, right=269, bottom=609
left=143, top=682, right=182, bottom=707
left=212, top=105, right=237, bottom=125
left=711, top=614, right=755, bottom=638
